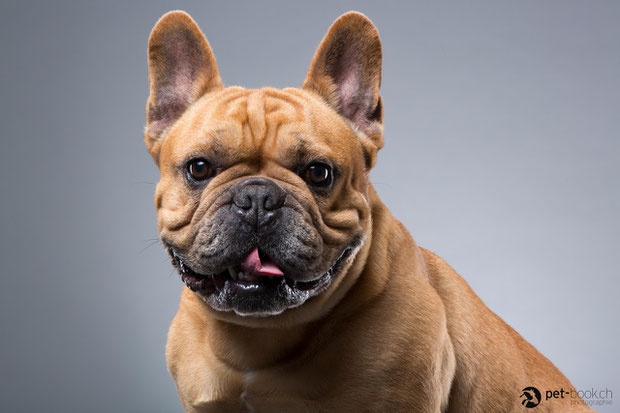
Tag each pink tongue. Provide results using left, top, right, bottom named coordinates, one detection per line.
left=240, top=248, right=284, bottom=277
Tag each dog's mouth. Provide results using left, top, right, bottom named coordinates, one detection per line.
left=164, top=237, right=363, bottom=317
left=164, top=239, right=362, bottom=316
left=169, top=247, right=330, bottom=295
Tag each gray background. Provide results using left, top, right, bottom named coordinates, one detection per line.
left=1, top=1, right=618, bottom=411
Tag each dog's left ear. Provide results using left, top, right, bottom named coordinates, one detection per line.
left=145, top=11, right=223, bottom=163
left=303, top=12, right=384, bottom=161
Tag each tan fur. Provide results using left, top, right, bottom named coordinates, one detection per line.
left=146, top=11, right=592, bottom=412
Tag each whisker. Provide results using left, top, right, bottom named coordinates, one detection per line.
left=370, top=181, right=392, bottom=188
left=139, top=239, right=162, bottom=254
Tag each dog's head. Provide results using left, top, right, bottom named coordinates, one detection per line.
left=145, top=11, right=384, bottom=322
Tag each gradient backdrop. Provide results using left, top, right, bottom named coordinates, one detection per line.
left=1, top=1, right=618, bottom=412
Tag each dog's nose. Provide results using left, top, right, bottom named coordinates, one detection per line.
left=231, top=177, right=285, bottom=226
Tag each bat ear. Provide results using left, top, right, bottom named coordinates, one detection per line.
left=302, top=12, right=383, bottom=152
left=145, top=11, right=223, bottom=163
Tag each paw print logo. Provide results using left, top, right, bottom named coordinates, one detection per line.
left=520, top=387, right=541, bottom=408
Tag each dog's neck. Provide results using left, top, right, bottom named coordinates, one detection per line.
left=186, top=185, right=423, bottom=371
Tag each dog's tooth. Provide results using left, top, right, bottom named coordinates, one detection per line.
left=228, top=267, right=237, bottom=280
left=238, top=271, right=245, bottom=280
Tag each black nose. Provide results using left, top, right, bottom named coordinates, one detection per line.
left=231, top=177, right=286, bottom=226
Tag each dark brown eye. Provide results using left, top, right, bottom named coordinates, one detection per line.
left=305, top=163, right=332, bottom=187
left=187, top=159, right=214, bottom=181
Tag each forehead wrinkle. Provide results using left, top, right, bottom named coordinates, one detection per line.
left=206, top=90, right=264, bottom=163
left=262, top=90, right=308, bottom=149
left=212, top=89, right=249, bottom=112
left=263, top=88, right=306, bottom=115
left=246, top=91, right=267, bottom=155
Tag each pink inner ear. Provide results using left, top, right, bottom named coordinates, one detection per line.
left=338, top=69, right=360, bottom=117
left=330, top=40, right=374, bottom=132
left=149, top=28, right=206, bottom=133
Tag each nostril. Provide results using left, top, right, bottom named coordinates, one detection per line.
left=233, top=193, right=253, bottom=210
left=264, top=193, right=285, bottom=211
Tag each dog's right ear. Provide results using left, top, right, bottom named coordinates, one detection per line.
left=145, top=11, right=222, bottom=164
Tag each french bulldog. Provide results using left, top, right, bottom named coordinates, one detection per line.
left=144, top=10, right=592, bottom=413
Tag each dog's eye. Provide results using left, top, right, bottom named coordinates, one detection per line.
left=304, top=163, right=332, bottom=187
left=187, top=159, right=215, bottom=181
